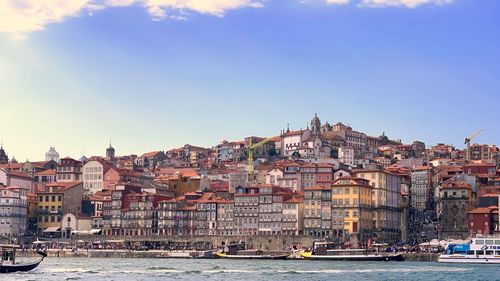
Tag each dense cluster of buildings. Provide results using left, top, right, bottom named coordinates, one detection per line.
left=0, top=114, right=499, bottom=245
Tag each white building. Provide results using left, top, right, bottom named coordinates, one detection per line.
left=338, top=146, right=355, bottom=167
left=283, top=129, right=312, bottom=157
left=83, top=160, right=109, bottom=195
left=265, top=167, right=284, bottom=185
left=0, top=186, right=28, bottom=237
left=61, top=213, right=92, bottom=238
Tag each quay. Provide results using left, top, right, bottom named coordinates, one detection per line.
left=17, top=249, right=439, bottom=261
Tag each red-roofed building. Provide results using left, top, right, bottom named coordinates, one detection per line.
left=283, top=196, right=304, bottom=235
left=57, top=157, right=82, bottom=182
left=0, top=168, right=34, bottom=193
left=303, top=185, right=332, bottom=237
left=34, top=169, right=56, bottom=190
left=104, top=167, right=152, bottom=189
left=468, top=206, right=499, bottom=237
left=120, top=192, right=171, bottom=236
left=136, top=151, right=166, bottom=169
left=216, top=198, right=235, bottom=235
left=439, top=181, right=475, bottom=239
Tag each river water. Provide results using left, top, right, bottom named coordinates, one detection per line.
left=5, top=257, right=496, bottom=281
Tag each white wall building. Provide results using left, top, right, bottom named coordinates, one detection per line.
left=283, top=129, right=312, bottom=157
left=338, top=147, right=355, bottom=167
left=0, top=186, right=28, bottom=237
left=83, top=160, right=108, bottom=195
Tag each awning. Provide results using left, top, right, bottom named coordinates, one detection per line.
left=105, top=240, right=125, bottom=243
left=90, top=229, right=102, bottom=234
left=43, top=227, right=61, bottom=233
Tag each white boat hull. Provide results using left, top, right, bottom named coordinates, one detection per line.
left=439, top=255, right=500, bottom=264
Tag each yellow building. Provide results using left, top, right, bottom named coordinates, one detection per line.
left=331, top=177, right=374, bottom=242
left=352, top=169, right=403, bottom=243
left=37, top=182, right=84, bottom=236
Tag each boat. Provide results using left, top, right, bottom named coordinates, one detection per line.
left=214, top=250, right=290, bottom=260
left=299, top=241, right=404, bottom=261
left=438, top=237, right=500, bottom=264
left=300, top=249, right=404, bottom=261
left=158, top=250, right=214, bottom=259
left=0, top=244, right=47, bottom=273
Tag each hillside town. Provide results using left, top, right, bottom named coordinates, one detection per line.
left=0, top=114, right=498, bottom=246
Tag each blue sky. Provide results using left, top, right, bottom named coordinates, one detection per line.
left=0, top=0, right=499, bottom=160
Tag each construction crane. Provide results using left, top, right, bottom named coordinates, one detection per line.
left=246, top=137, right=275, bottom=176
left=464, top=129, right=483, bottom=161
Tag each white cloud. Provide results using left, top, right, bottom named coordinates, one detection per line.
left=0, top=0, right=263, bottom=37
left=360, top=0, right=453, bottom=8
left=0, top=0, right=455, bottom=38
left=325, top=0, right=350, bottom=4
left=0, top=0, right=91, bottom=36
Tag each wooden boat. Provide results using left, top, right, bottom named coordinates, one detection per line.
left=300, top=249, right=404, bottom=261
left=0, top=244, right=46, bottom=273
left=158, top=250, right=214, bottom=259
left=214, top=250, right=289, bottom=260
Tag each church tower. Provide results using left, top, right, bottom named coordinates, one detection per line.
left=106, top=141, right=115, bottom=161
left=0, top=145, right=8, bottom=165
left=310, top=113, right=321, bottom=137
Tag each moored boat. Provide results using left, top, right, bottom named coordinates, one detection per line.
left=158, top=250, right=214, bottom=259
left=214, top=252, right=290, bottom=260
left=299, top=241, right=404, bottom=261
left=439, top=237, right=500, bottom=264
left=299, top=249, right=404, bottom=261
left=0, top=244, right=47, bottom=273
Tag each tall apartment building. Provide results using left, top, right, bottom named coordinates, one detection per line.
left=352, top=169, right=403, bottom=243
left=410, top=166, right=434, bottom=218
left=234, top=186, right=259, bottom=235
left=303, top=185, right=331, bottom=237
left=83, top=160, right=111, bottom=196
left=331, top=177, right=374, bottom=243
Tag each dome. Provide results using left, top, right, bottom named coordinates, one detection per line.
left=45, top=147, right=60, bottom=162
left=79, top=155, right=88, bottom=162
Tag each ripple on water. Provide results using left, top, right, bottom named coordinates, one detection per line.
left=21, top=258, right=493, bottom=281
